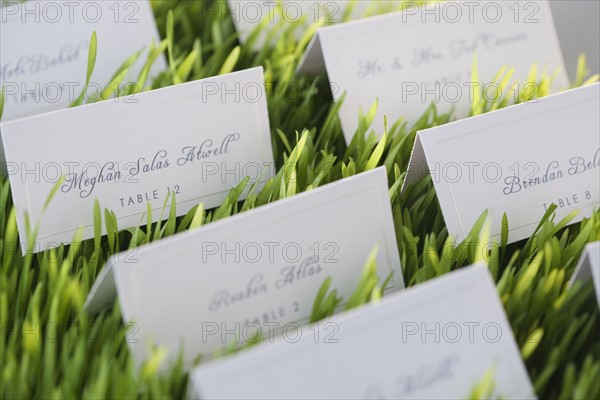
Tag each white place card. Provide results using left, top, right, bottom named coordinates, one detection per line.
left=1, top=67, right=274, bottom=252
left=0, top=0, right=166, bottom=120
left=84, top=167, right=404, bottom=369
left=403, top=83, right=600, bottom=244
left=298, top=0, right=569, bottom=142
left=570, top=241, right=600, bottom=307
left=189, top=264, right=534, bottom=400
left=227, top=1, right=403, bottom=49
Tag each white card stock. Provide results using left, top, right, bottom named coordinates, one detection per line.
left=298, top=0, right=569, bottom=142
left=227, top=1, right=403, bottom=48
left=84, top=167, right=403, bottom=369
left=1, top=67, right=274, bottom=252
left=0, top=0, right=166, bottom=120
left=570, top=241, right=600, bottom=307
left=403, top=83, right=600, bottom=244
left=189, top=264, right=534, bottom=400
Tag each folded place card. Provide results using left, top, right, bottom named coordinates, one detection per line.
left=570, top=241, right=600, bottom=307
left=84, top=167, right=403, bottom=369
left=1, top=67, right=274, bottom=252
left=403, top=83, right=600, bottom=244
left=227, top=1, right=403, bottom=49
left=0, top=0, right=166, bottom=120
left=298, top=0, right=569, bottom=142
left=189, top=264, right=534, bottom=400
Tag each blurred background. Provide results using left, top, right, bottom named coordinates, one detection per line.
left=550, top=0, right=600, bottom=80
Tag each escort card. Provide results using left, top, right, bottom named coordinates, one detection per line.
left=0, top=0, right=166, bottom=120
left=298, top=0, right=569, bottom=142
left=403, top=83, right=600, bottom=244
left=189, top=264, right=534, bottom=399
left=570, top=241, right=600, bottom=307
left=1, top=67, right=274, bottom=252
left=84, top=167, right=404, bottom=369
left=227, top=1, right=403, bottom=49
